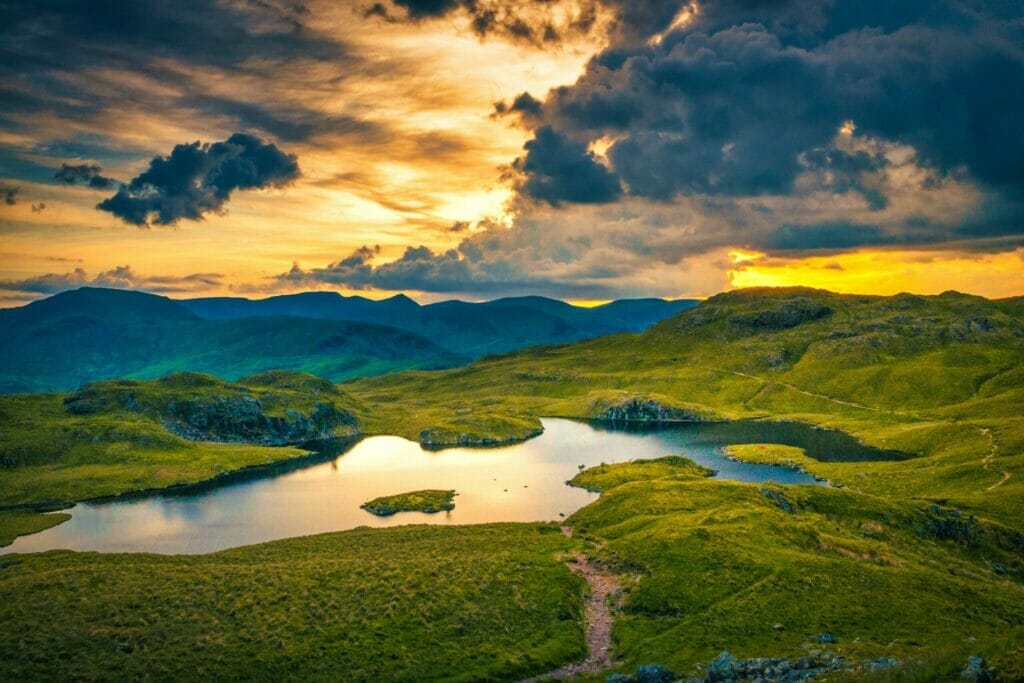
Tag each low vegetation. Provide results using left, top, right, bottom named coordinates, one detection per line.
left=566, top=457, right=1024, bottom=679
left=569, top=455, right=716, bottom=492
left=361, top=489, right=457, bottom=516
left=0, top=510, right=71, bottom=547
left=2, top=287, right=1023, bottom=678
left=0, top=371, right=356, bottom=545
left=0, top=524, right=584, bottom=680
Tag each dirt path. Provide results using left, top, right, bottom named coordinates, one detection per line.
left=977, top=426, right=1012, bottom=491
left=712, top=367, right=881, bottom=412
left=521, top=529, right=618, bottom=681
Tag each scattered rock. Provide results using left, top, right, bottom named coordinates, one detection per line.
left=863, top=657, right=898, bottom=671
left=914, top=504, right=982, bottom=545
left=987, top=562, right=1007, bottom=576
left=760, top=487, right=795, bottom=513
left=961, top=655, right=994, bottom=682
left=687, top=650, right=899, bottom=682
left=706, top=651, right=741, bottom=681
left=634, top=664, right=675, bottom=683
left=817, top=632, right=836, bottom=644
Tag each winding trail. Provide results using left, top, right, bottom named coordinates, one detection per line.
left=711, top=367, right=1014, bottom=495
left=712, top=368, right=880, bottom=412
left=977, top=426, right=1012, bottom=491
left=521, top=528, right=618, bottom=682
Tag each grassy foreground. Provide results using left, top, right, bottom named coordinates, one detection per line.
left=361, top=489, right=457, bottom=516
left=566, top=457, right=1024, bottom=680
left=0, top=524, right=583, bottom=681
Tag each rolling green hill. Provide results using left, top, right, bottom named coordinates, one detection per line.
left=180, top=291, right=697, bottom=357
left=2, top=287, right=1023, bottom=679
left=0, top=287, right=696, bottom=394
left=0, top=288, right=462, bottom=394
left=347, top=288, right=1024, bottom=522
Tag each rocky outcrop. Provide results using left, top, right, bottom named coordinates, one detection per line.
left=162, top=397, right=356, bottom=445
left=913, top=504, right=983, bottom=545
left=598, top=398, right=705, bottom=423
left=729, top=299, right=833, bottom=330
left=62, top=374, right=360, bottom=446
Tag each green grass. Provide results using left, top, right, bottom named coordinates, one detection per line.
left=346, top=287, right=1024, bottom=526
left=2, top=286, right=1023, bottom=678
left=0, top=372, right=351, bottom=516
left=0, top=510, right=71, bottom=547
left=569, top=455, right=716, bottom=492
left=0, top=524, right=584, bottom=681
left=564, top=457, right=1024, bottom=679
left=361, top=489, right=457, bottom=516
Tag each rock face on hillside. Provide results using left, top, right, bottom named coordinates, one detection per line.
left=62, top=374, right=359, bottom=445
left=598, top=398, right=705, bottom=422
left=729, top=299, right=833, bottom=330
left=161, top=397, right=354, bottom=445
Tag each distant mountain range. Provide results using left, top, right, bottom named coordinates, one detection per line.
left=0, top=288, right=697, bottom=393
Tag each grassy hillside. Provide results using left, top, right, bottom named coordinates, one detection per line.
left=2, top=287, right=1022, bottom=679
left=0, top=288, right=462, bottom=394
left=0, top=371, right=364, bottom=545
left=0, top=524, right=584, bottom=681
left=565, top=457, right=1024, bottom=680
left=348, top=287, right=1024, bottom=523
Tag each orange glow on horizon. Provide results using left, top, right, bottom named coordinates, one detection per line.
left=728, top=248, right=1024, bottom=299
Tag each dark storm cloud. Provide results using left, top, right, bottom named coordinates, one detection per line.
left=366, top=0, right=600, bottom=45
left=512, top=126, right=621, bottom=205
left=96, top=133, right=300, bottom=226
left=0, top=0, right=346, bottom=71
left=0, top=0, right=367, bottom=152
left=0, top=185, right=18, bottom=206
left=507, top=0, right=1024, bottom=249
left=54, top=164, right=116, bottom=190
left=763, top=222, right=895, bottom=252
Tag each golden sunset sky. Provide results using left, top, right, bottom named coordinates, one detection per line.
left=1, top=0, right=1022, bottom=306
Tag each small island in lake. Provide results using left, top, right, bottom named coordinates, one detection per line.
left=360, top=489, right=457, bottom=516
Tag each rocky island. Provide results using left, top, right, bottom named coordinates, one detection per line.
left=360, top=489, right=457, bottom=516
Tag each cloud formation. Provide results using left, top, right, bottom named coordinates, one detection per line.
left=96, top=133, right=300, bottom=226
left=0, top=265, right=224, bottom=297
left=366, top=0, right=603, bottom=46
left=54, top=163, right=116, bottom=190
left=517, top=1, right=1024, bottom=220
left=0, top=184, right=17, bottom=206
left=512, top=126, right=621, bottom=204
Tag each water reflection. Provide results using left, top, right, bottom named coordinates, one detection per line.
left=3, top=418, right=899, bottom=556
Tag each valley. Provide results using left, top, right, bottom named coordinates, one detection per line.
left=1, top=287, right=1022, bottom=680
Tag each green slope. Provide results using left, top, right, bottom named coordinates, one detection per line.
left=2, top=287, right=1023, bottom=679
left=0, top=524, right=583, bottom=681
left=0, top=288, right=463, bottom=394
left=347, top=288, right=1024, bottom=522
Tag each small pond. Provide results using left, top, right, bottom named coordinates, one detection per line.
left=3, top=417, right=902, bottom=555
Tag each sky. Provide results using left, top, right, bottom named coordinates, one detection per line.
left=1, top=0, right=1023, bottom=306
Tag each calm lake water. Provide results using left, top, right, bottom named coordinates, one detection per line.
left=3, top=418, right=901, bottom=555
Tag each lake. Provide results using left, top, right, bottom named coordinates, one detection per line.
left=2, top=417, right=902, bottom=555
